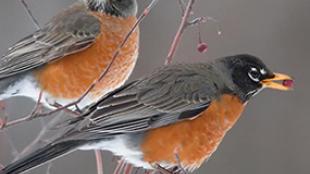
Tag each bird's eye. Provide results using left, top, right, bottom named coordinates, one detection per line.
left=248, top=67, right=261, bottom=82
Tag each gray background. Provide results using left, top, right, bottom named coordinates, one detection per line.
left=0, top=0, right=309, bottom=174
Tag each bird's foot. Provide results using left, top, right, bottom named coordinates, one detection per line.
left=174, top=153, right=187, bottom=174
left=154, top=164, right=187, bottom=174
left=154, top=164, right=172, bottom=174
left=51, top=102, right=81, bottom=117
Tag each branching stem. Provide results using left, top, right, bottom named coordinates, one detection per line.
left=166, top=0, right=195, bottom=65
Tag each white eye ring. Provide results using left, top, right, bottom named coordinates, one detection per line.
left=248, top=67, right=260, bottom=82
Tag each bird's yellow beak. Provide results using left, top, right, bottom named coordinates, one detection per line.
left=261, top=73, right=294, bottom=91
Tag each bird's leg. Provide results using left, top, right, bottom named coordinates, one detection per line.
left=74, top=104, right=83, bottom=113
left=153, top=164, right=172, bottom=174
left=30, top=90, right=43, bottom=116
left=50, top=102, right=81, bottom=117
left=174, top=153, right=187, bottom=174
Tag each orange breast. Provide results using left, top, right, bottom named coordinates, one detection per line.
left=35, top=13, right=139, bottom=99
left=141, top=94, right=245, bottom=168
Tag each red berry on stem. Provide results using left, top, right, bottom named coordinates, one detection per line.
left=197, top=42, right=208, bottom=53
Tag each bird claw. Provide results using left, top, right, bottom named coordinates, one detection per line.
left=154, top=164, right=172, bottom=174
left=153, top=153, right=188, bottom=174
left=51, top=102, right=81, bottom=116
left=174, top=153, right=187, bottom=174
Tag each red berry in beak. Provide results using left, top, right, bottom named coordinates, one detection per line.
left=282, top=79, right=294, bottom=88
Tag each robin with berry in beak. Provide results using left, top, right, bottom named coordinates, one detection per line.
left=0, top=0, right=139, bottom=110
left=0, top=54, right=294, bottom=174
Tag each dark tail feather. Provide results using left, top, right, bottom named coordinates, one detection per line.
left=0, top=141, right=84, bottom=174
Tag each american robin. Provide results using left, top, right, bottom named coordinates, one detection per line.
left=0, top=0, right=139, bottom=109
left=0, top=54, right=293, bottom=174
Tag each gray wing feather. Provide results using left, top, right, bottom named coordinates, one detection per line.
left=0, top=3, right=101, bottom=79
left=68, top=64, right=220, bottom=137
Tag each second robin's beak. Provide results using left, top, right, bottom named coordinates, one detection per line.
left=261, top=73, right=294, bottom=91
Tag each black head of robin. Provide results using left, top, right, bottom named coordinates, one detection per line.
left=0, top=54, right=293, bottom=174
left=216, top=54, right=293, bottom=101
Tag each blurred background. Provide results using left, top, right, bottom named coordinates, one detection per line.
left=0, top=0, right=309, bottom=173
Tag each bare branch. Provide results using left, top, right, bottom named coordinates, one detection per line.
left=177, top=0, right=186, bottom=14
left=113, top=159, right=126, bottom=174
left=124, top=163, right=133, bottom=174
left=2, top=131, right=19, bottom=158
left=15, top=113, right=63, bottom=160
left=166, top=0, right=195, bottom=65
left=95, top=150, right=104, bottom=174
left=20, top=0, right=40, bottom=30
left=1, top=91, right=43, bottom=128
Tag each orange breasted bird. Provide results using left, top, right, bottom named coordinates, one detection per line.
left=0, top=54, right=294, bottom=174
left=0, top=0, right=139, bottom=109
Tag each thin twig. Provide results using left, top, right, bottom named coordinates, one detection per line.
left=166, top=0, right=195, bottom=65
left=177, top=0, right=186, bottom=14
left=1, top=91, right=43, bottom=129
left=46, top=162, right=53, bottom=174
left=3, top=131, right=19, bottom=158
left=113, top=159, right=126, bottom=174
left=20, top=0, right=40, bottom=30
left=95, top=150, right=104, bottom=174
left=124, top=163, right=133, bottom=174
left=15, top=112, right=64, bottom=161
